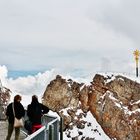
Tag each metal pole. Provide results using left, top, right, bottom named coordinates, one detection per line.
left=134, top=50, right=140, bottom=77
left=49, top=125, right=54, bottom=140
left=136, top=67, right=138, bottom=77
left=60, top=117, right=63, bottom=140
left=136, top=58, right=139, bottom=77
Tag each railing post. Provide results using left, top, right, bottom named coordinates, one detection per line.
left=60, top=117, right=63, bottom=140
left=44, top=126, right=47, bottom=140
left=49, top=124, right=54, bottom=140
left=53, top=120, right=59, bottom=140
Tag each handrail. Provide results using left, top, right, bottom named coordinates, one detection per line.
left=23, top=114, right=60, bottom=140
left=24, top=126, right=46, bottom=140
left=46, top=118, right=58, bottom=129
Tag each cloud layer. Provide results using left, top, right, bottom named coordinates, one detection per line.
left=0, top=65, right=92, bottom=106
left=0, top=0, right=138, bottom=75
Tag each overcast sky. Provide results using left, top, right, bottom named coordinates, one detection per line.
left=0, top=0, right=139, bottom=76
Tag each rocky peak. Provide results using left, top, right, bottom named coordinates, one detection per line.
left=42, top=75, right=81, bottom=112
left=90, top=74, right=140, bottom=140
left=43, top=74, right=140, bottom=140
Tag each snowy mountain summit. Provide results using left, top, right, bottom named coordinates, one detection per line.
left=43, top=74, right=140, bottom=140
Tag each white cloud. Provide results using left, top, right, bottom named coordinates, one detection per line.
left=0, top=65, right=56, bottom=105
left=0, top=65, right=92, bottom=106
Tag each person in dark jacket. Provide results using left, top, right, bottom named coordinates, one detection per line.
left=27, top=95, right=49, bottom=134
left=6, top=94, right=25, bottom=140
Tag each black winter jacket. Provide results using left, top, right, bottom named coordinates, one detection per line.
left=27, top=101, right=49, bottom=125
left=6, top=101, right=25, bottom=124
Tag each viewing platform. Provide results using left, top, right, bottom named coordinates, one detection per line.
left=0, top=114, right=62, bottom=140
left=0, top=121, right=26, bottom=140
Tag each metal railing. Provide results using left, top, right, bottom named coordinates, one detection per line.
left=23, top=114, right=60, bottom=140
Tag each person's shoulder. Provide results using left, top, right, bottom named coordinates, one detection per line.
left=18, top=102, right=24, bottom=106
left=39, top=103, right=46, bottom=109
left=9, top=102, right=13, bottom=105
left=39, top=103, right=43, bottom=107
left=41, top=103, right=49, bottom=109
left=6, top=102, right=13, bottom=109
left=40, top=103, right=45, bottom=107
left=39, top=103, right=43, bottom=106
left=8, top=102, right=13, bottom=106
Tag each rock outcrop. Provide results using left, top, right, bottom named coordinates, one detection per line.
left=42, top=75, right=81, bottom=112
left=89, top=74, right=140, bottom=140
left=43, top=74, right=140, bottom=140
left=0, top=80, right=11, bottom=120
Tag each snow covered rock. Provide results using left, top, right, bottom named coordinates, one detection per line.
left=90, top=74, right=140, bottom=140
left=43, top=74, right=140, bottom=140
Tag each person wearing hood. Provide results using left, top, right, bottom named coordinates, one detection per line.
left=27, top=95, right=49, bottom=134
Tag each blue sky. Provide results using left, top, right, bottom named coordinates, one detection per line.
left=8, top=70, right=41, bottom=79
left=0, top=0, right=139, bottom=77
